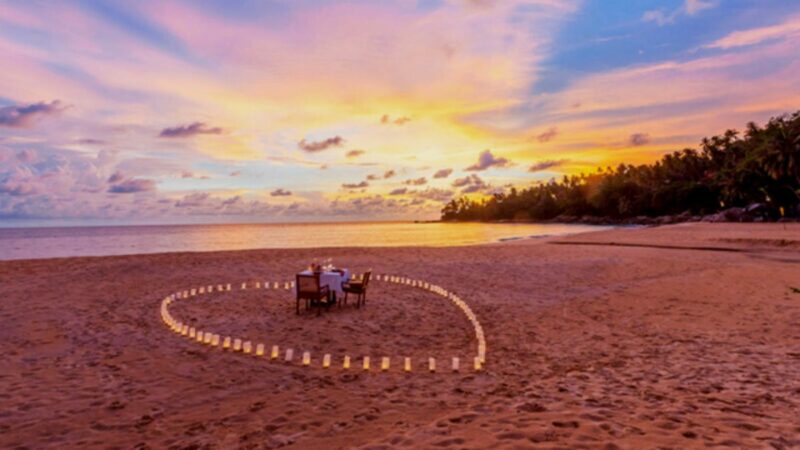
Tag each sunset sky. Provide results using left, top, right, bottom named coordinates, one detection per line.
left=2, top=0, right=800, bottom=225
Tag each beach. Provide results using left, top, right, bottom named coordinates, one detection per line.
left=1, top=223, right=799, bottom=449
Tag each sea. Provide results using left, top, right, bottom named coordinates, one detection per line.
left=0, top=222, right=610, bottom=261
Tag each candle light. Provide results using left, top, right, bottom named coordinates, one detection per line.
left=233, top=339, right=242, bottom=352
left=271, top=345, right=279, bottom=359
left=241, top=283, right=247, bottom=290
left=429, top=357, right=436, bottom=373
left=302, top=351, right=310, bottom=366
left=217, top=284, right=223, bottom=291
left=196, top=331, right=204, bottom=342
left=211, top=334, right=220, bottom=346
left=223, top=336, right=231, bottom=349
left=256, top=343, right=264, bottom=356
left=474, top=356, right=482, bottom=371
left=199, top=287, right=205, bottom=294
left=381, top=357, right=390, bottom=371
left=191, top=288, right=196, bottom=296
left=284, top=282, right=289, bottom=290
left=452, top=357, right=459, bottom=372
left=189, top=327, right=196, bottom=338
left=343, top=355, right=351, bottom=369
left=404, top=357, right=411, bottom=372
left=207, top=285, right=213, bottom=293
left=203, top=332, right=212, bottom=344
left=181, top=325, right=188, bottom=336
left=243, top=341, right=252, bottom=354
left=255, top=282, right=260, bottom=289
left=363, top=356, right=370, bottom=371
left=226, top=283, right=231, bottom=291
left=285, top=348, right=294, bottom=362
left=323, top=354, right=331, bottom=368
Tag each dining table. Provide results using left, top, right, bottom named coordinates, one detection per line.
left=299, top=268, right=350, bottom=297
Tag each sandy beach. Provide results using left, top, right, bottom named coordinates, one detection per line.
left=1, top=223, right=799, bottom=449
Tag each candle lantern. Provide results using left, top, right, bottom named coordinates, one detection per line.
left=285, top=348, right=294, bottom=361
left=404, top=357, right=411, bottom=372
left=233, top=339, right=242, bottom=351
left=323, top=354, right=331, bottom=368
left=256, top=343, right=265, bottom=356
left=223, top=336, right=231, bottom=349
left=363, top=356, right=370, bottom=371
left=343, top=355, right=351, bottom=369
left=243, top=341, right=252, bottom=354
left=451, top=357, right=459, bottom=372
left=429, top=357, right=436, bottom=373
left=381, top=357, right=390, bottom=371
left=271, top=345, right=279, bottom=359
left=302, top=351, right=311, bottom=366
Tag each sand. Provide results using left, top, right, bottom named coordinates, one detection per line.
left=1, top=223, right=799, bottom=449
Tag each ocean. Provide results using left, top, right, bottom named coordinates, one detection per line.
left=0, top=221, right=609, bottom=261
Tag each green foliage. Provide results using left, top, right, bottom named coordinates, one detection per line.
left=442, top=111, right=800, bottom=222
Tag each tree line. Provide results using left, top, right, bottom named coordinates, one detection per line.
left=441, top=111, right=800, bottom=222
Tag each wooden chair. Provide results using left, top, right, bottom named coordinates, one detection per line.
left=296, top=272, right=330, bottom=315
left=342, top=270, right=371, bottom=308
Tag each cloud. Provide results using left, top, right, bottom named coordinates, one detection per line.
left=180, top=171, right=209, bottom=179
left=536, top=127, right=558, bottom=143
left=465, top=149, right=510, bottom=171
left=460, top=184, right=485, bottom=194
left=383, top=170, right=396, bottom=179
left=403, top=177, right=427, bottom=186
left=389, top=187, right=408, bottom=195
left=107, top=171, right=126, bottom=184
left=159, top=122, right=224, bottom=138
left=15, top=150, right=37, bottom=164
left=380, top=114, right=411, bottom=125
left=346, top=149, right=365, bottom=158
left=108, top=178, right=156, bottom=194
left=270, top=188, right=292, bottom=196
left=412, top=188, right=454, bottom=202
left=684, top=0, right=716, bottom=15
left=75, top=138, right=106, bottom=145
left=0, top=100, right=65, bottom=127
left=629, top=133, right=650, bottom=146
left=643, top=0, right=716, bottom=26
left=705, top=17, right=800, bottom=49
left=433, top=168, right=453, bottom=179
left=528, top=159, right=568, bottom=173
left=342, top=181, right=369, bottom=189
left=175, top=192, right=210, bottom=207
left=298, top=136, right=345, bottom=152
left=452, top=174, right=485, bottom=188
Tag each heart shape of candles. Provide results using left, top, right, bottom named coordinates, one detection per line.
left=159, top=276, right=486, bottom=373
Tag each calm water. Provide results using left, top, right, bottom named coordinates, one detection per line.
left=0, top=222, right=609, bottom=261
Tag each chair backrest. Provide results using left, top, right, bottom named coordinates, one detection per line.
left=296, top=273, right=321, bottom=298
left=362, top=270, right=372, bottom=288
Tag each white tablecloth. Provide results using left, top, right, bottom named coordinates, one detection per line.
left=299, top=269, right=350, bottom=296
